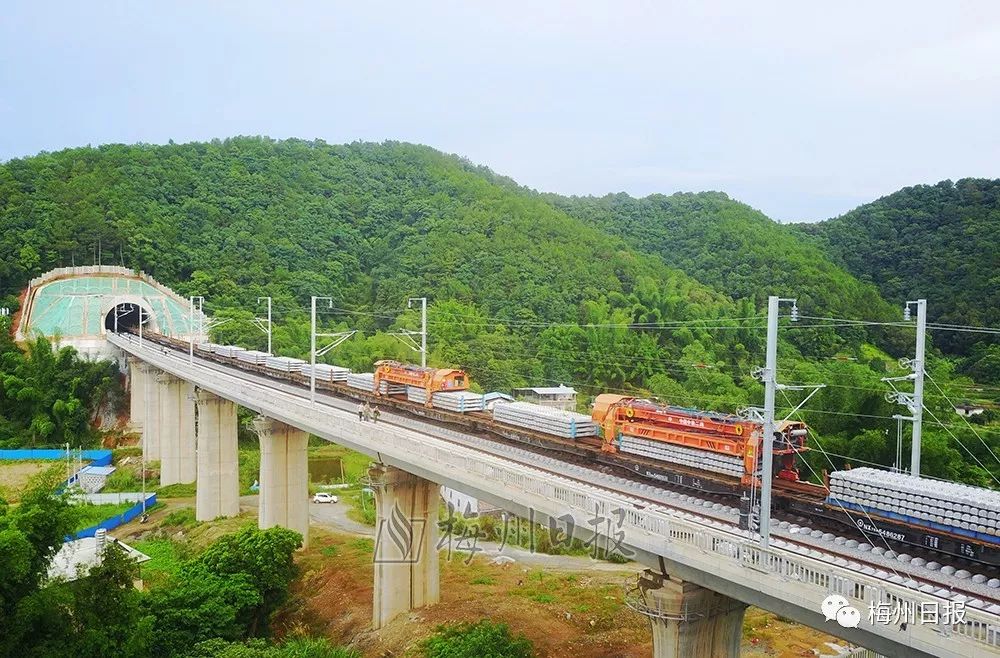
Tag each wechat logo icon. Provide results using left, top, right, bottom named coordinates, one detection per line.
left=821, top=594, right=861, bottom=628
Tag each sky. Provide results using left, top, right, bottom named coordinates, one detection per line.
left=1, top=1, right=999, bottom=222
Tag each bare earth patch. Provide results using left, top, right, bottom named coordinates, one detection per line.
left=113, top=509, right=850, bottom=657
left=279, top=527, right=851, bottom=658
left=0, top=461, right=63, bottom=502
left=280, top=528, right=649, bottom=658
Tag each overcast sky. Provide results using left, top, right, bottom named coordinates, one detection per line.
left=2, top=2, right=998, bottom=222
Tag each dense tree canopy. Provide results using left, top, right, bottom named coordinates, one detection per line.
left=0, top=317, right=122, bottom=448
left=0, top=138, right=997, bottom=483
left=0, top=483, right=309, bottom=658
left=547, top=191, right=898, bottom=325
left=795, top=179, right=1000, bottom=358
left=0, top=138, right=728, bottom=325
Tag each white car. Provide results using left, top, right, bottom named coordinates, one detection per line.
left=312, top=492, right=339, bottom=504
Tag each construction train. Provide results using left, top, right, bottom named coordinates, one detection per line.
left=133, top=331, right=1000, bottom=567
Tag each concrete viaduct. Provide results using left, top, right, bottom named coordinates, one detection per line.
left=13, top=267, right=999, bottom=656
left=110, top=332, right=1000, bottom=658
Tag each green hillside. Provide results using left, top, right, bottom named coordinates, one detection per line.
left=0, top=137, right=759, bottom=399
left=546, top=191, right=897, bottom=323
left=0, top=139, right=720, bottom=322
left=795, top=178, right=1000, bottom=361
left=0, top=138, right=996, bottom=484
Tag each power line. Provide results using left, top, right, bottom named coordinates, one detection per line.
left=458, top=342, right=755, bottom=376
left=921, top=403, right=1000, bottom=487
left=427, top=319, right=768, bottom=332
left=779, top=389, right=908, bottom=575
left=775, top=407, right=899, bottom=422
left=426, top=310, right=768, bottom=330
left=924, top=371, right=1000, bottom=469
left=454, top=362, right=749, bottom=411
left=794, top=316, right=911, bottom=329
left=928, top=325, right=1000, bottom=336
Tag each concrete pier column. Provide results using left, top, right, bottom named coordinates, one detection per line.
left=367, top=463, right=440, bottom=629
left=643, top=576, right=746, bottom=658
left=195, top=390, right=240, bottom=521
left=157, top=374, right=197, bottom=486
left=127, top=357, right=145, bottom=433
left=253, top=416, right=309, bottom=547
left=141, top=364, right=162, bottom=462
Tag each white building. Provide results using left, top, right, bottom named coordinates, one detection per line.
left=48, top=529, right=150, bottom=584
left=512, top=385, right=577, bottom=411
left=955, top=404, right=986, bottom=418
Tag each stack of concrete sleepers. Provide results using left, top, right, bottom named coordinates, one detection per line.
left=379, top=381, right=407, bottom=395
left=213, top=345, right=246, bottom=359
left=236, top=350, right=270, bottom=366
left=618, top=436, right=744, bottom=477
left=828, top=467, right=1000, bottom=537
left=302, top=363, right=350, bottom=382
left=265, top=356, right=306, bottom=374
left=407, top=387, right=485, bottom=412
left=347, top=373, right=376, bottom=392
left=492, top=401, right=597, bottom=439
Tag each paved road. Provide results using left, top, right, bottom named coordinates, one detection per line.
left=240, top=494, right=374, bottom=536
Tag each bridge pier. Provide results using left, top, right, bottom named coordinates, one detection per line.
left=127, top=357, right=145, bottom=433
left=195, top=390, right=240, bottom=521
left=368, top=463, right=440, bottom=629
left=140, top=364, right=162, bottom=461
left=157, top=373, right=196, bottom=486
left=253, top=416, right=309, bottom=547
left=642, top=575, right=747, bottom=658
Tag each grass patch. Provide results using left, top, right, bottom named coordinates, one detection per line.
left=111, top=446, right=142, bottom=461
left=470, top=575, right=495, bottom=585
left=0, top=461, right=63, bottom=502
left=162, top=507, right=199, bottom=529
left=343, top=488, right=376, bottom=526
left=349, top=538, right=373, bottom=554
left=157, top=482, right=196, bottom=498
left=421, top=621, right=533, bottom=658
left=102, top=468, right=139, bottom=492
left=133, top=538, right=183, bottom=587
left=307, top=444, right=371, bottom=483
left=71, top=502, right=134, bottom=532
left=239, top=449, right=260, bottom=494
left=320, top=545, right=339, bottom=557
left=507, top=569, right=623, bottom=621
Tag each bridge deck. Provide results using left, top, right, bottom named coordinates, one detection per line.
left=110, top=332, right=1000, bottom=658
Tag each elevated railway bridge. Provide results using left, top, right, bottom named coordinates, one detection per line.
left=109, top=331, right=1000, bottom=658
left=13, top=267, right=1000, bottom=657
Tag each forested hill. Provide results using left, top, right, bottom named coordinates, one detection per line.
left=0, top=138, right=728, bottom=321
left=795, top=179, right=1000, bottom=359
left=2, top=137, right=997, bottom=484
left=545, top=191, right=896, bottom=323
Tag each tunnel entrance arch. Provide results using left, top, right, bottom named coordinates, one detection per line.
left=17, top=267, right=199, bottom=359
left=101, top=296, right=158, bottom=336
left=105, top=303, right=147, bottom=333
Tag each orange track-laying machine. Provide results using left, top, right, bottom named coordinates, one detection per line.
left=591, top=394, right=809, bottom=484
left=373, top=360, right=468, bottom=406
